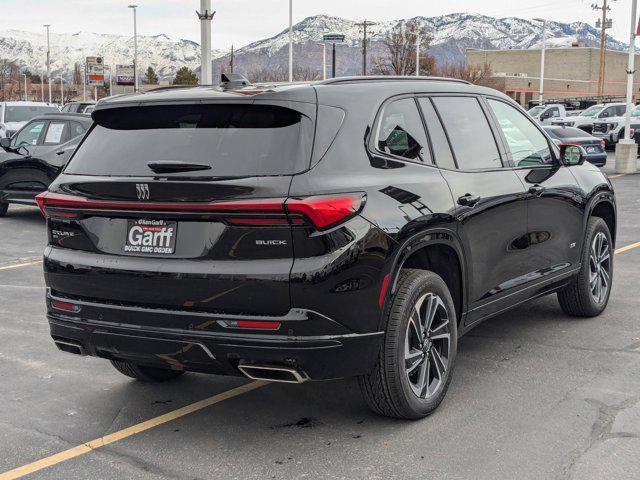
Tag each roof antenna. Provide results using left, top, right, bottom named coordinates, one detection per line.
left=220, top=73, right=251, bottom=89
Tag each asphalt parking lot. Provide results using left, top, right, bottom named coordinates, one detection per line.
left=1, top=168, right=639, bottom=479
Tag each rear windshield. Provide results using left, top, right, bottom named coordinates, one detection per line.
left=65, top=104, right=314, bottom=177
left=546, top=127, right=591, bottom=139
left=5, top=105, right=58, bottom=122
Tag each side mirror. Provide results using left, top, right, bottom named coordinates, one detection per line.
left=0, top=137, right=11, bottom=150
left=540, top=112, right=550, bottom=120
left=561, top=145, right=585, bottom=166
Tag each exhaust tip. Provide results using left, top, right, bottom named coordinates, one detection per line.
left=238, top=363, right=308, bottom=384
left=54, top=339, right=86, bottom=356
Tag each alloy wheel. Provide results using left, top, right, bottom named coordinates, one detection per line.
left=404, top=292, right=451, bottom=399
left=589, top=231, right=611, bottom=304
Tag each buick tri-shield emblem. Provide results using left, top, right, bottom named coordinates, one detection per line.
left=136, top=183, right=150, bottom=200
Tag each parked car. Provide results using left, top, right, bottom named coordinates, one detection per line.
left=592, top=105, right=640, bottom=147
left=0, top=113, right=91, bottom=216
left=543, top=126, right=607, bottom=167
left=527, top=104, right=567, bottom=124
left=551, top=103, right=626, bottom=134
left=38, top=77, right=616, bottom=419
left=60, top=101, right=95, bottom=114
left=0, top=101, right=60, bottom=138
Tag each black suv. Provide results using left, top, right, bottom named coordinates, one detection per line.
left=38, top=77, right=616, bottom=419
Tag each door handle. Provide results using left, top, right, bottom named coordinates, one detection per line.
left=528, top=185, right=545, bottom=197
left=457, top=193, right=480, bottom=207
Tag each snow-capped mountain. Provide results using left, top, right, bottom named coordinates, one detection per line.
left=0, top=29, right=227, bottom=80
left=0, top=13, right=626, bottom=81
left=222, top=13, right=626, bottom=76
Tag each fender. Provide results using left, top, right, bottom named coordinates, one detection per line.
left=379, top=226, right=469, bottom=326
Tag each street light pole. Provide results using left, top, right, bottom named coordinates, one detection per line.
left=615, top=0, right=638, bottom=174
left=534, top=18, right=547, bottom=104
left=60, top=75, right=64, bottom=105
left=197, top=0, right=215, bottom=85
left=44, top=24, right=52, bottom=103
left=415, top=34, right=420, bottom=76
left=288, top=0, right=293, bottom=82
left=128, top=5, right=138, bottom=92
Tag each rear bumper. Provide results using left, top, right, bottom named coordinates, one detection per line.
left=46, top=291, right=383, bottom=381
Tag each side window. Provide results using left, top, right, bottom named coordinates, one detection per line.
left=13, top=121, right=46, bottom=147
left=70, top=121, right=88, bottom=139
left=375, top=98, right=430, bottom=163
left=549, top=107, right=560, bottom=117
left=43, top=121, right=68, bottom=145
left=601, top=106, right=616, bottom=118
left=486, top=99, right=553, bottom=167
left=417, top=98, right=456, bottom=169
left=616, top=105, right=626, bottom=116
left=431, top=96, right=501, bottom=170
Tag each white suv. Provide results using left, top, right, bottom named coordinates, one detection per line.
left=0, top=101, right=59, bottom=138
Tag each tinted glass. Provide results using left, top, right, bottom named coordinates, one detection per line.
left=418, top=98, right=456, bottom=169
left=432, top=97, right=501, bottom=169
left=13, top=121, right=46, bottom=147
left=545, top=127, right=591, bottom=139
left=488, top=99, right=553, bottom=167
left=376, top=98, right=429, bottom=163
left=582, top=105, right=603, bottom=117
left=70, top=121, right=88, bottom=138
left=5, top=105, right=58, bottom=122
left=65, top=104, right=314, bottom=177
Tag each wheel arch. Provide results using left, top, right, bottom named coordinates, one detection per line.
left=385, top=229, right=467, bottom=326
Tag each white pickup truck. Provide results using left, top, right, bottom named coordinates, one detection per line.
left=592, top=104, right=640, bottom=146
left=551, top=103, right=627, bottom=134
left=527, top=104, right=568, bottom=124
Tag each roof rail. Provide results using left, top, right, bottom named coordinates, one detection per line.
left=319, top=76, right=471, bottom=86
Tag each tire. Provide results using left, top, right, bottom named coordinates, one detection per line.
left=557, top=217, right=613, bottom=317
left=110, top=360, right=185, bottom=382
left=359, top=269, right=458, bottom=419
left=0, top=202, right=8, bottom=218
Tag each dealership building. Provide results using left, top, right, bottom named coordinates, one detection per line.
left=467, top=46, right=640, bottom=107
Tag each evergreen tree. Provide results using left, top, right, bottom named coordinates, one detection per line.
left=172, top=67, right=198, bottom=85
left=145, top=66, right=159, bottom=85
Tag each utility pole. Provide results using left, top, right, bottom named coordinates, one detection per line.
left=60, top=75, right=64, bottom=105
left=592, top=1, right=614, bottom=97
left=197, top=0, right=215, bottom=85
left=44, top=24, right=52, bottom=103
left=128, top=5, right=139, bottom=92
left=108, top=66, right=113, bottom=96
left=83, top=66, right=86, bottom=101
left=415, top=34, right=420, bottom=76
left=356, top=20, right=376, bottom=76
left=40, top=77, right=44, bottom=102
left=332, top=42, right=336, bottom=78
left=22, top=74, right=27, bottom=101
left=288, top=0, right=293, bottom=82
left=230, top=45, right=234, bottom=73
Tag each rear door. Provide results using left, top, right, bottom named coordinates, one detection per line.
left=419, top=96, right=529, bottom=324
left=44, top=101, right=316, bottom=316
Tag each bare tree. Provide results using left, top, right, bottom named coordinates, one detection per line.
left=435, top=62, right=496, bottom=87
left=0, top=59, right=20, bottom=101
left=372, top=21, right=435, bottom=76
left=247, top=65, right=321, bottom=83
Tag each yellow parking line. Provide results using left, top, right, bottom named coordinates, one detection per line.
left=615, top=241, right=640, bottom=255
left=0, top=259, right=43, bottom=271
left=0, top=381, right=266, bottom=480
left=608, top=174, right=626, bottom=179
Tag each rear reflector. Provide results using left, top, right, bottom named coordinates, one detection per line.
left=36, top=191, right=365, bottom=230
left=379, top=273, right=390, bottom=308
left=51, top=300, right=80, bottom=313
left=220, top=320, right=281, bottom=330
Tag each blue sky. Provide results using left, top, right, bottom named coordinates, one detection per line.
left=3, top=0, right=636, bottom=47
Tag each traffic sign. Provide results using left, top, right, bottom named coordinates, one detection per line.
left=322, top=33, right=345, bottom=42
left=86, top=56, right=105, bottom=87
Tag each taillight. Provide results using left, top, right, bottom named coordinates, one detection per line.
left=35, top=191, right=365, bottom=230
left=600, top=139, right=606, bottom=147
left=50, top=300, right=81, bottom=313
left=285, top=193, right=365, bottom=230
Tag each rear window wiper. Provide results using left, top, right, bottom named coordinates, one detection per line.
left=147, top=161, right=212, bottom=174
